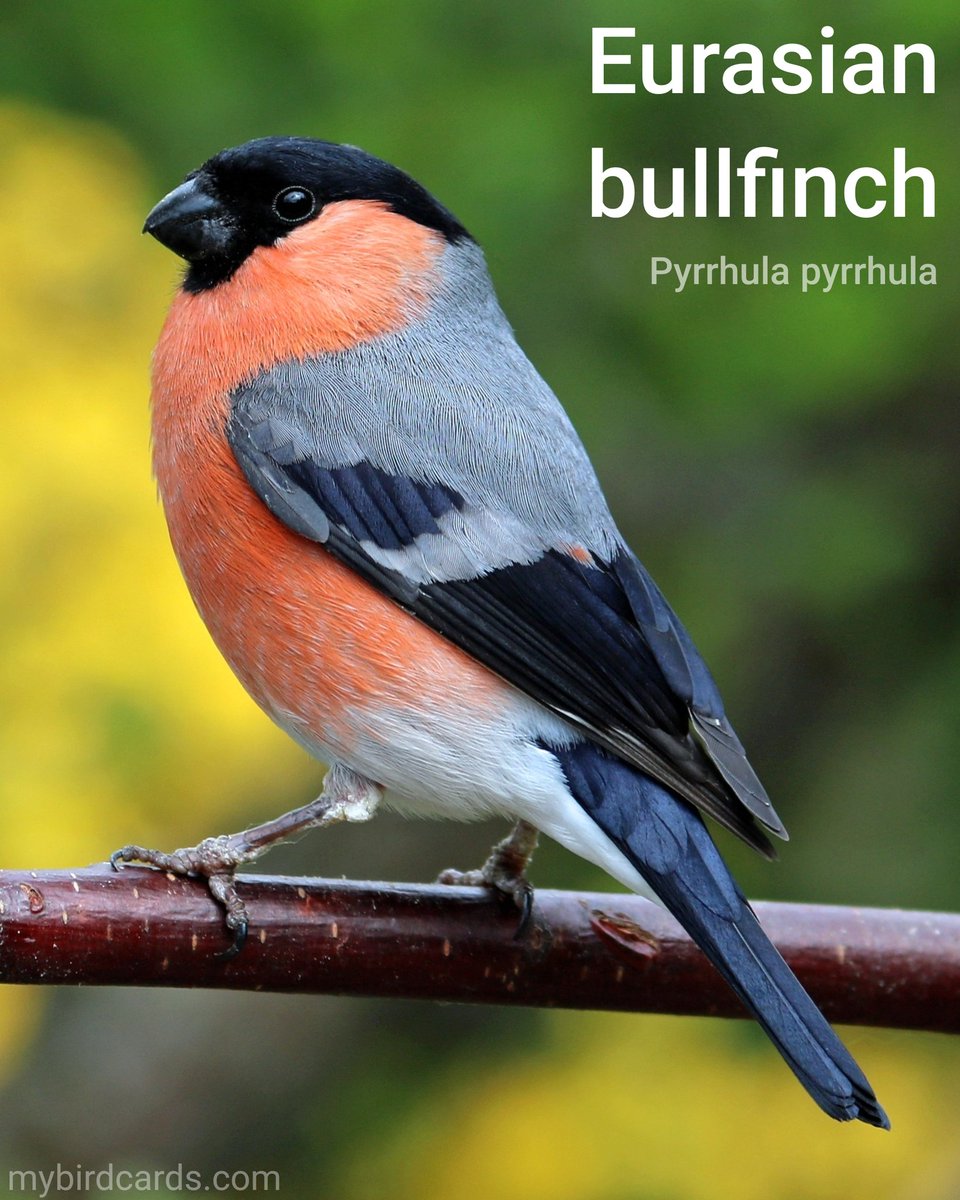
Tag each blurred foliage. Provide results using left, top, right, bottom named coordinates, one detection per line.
left=332, top=1016, right=960, bottom=1200
left=0, top=1, right=958, bottom=1197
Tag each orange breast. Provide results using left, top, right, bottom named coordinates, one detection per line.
left=150, top=201, right=502, bottom=756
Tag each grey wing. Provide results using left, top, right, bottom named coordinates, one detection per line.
left=234, top=300, right=622, bottom=583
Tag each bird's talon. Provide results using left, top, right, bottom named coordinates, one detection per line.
left=109, top=844, right=173, bottom=873
left=206, top=872, right=252, bottom=959
left=216, top=917, right=249, bottom=961
left=513, top=883, right=535, bottom=940
left=437, top=861, right=535, bottom=935
left=440, top=821, right=538, bottom=934
left=109, top=840, right=254, bottom=958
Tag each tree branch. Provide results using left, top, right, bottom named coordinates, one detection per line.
left=0, top=866, right=955, bottom=1032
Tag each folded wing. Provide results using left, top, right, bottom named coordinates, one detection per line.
left=228, top=365, right=786, bottom=856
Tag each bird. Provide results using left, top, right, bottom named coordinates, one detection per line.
left=123, top=135, right=888, bottom=1128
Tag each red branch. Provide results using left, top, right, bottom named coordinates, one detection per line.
left=0, top=866, right=955, bottom=1032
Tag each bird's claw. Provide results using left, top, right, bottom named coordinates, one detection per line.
left=513, top=880, right=534, bottom=939
left=207, top=871, right=251, bottom=959
left=438, top=861, right=535, bottom=939
left=439, top=820, right=539, bottom=939
left=110, top=837, right=253, bottom=958
left=107, top=776, right=383, bottom=961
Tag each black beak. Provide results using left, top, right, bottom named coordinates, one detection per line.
left=143, top=177, right=232, bottom=262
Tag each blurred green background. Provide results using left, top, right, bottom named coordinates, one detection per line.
left=1, top=1, right=958, bottom=1197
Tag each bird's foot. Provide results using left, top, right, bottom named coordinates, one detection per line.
left=438, top=819, right=539, bottom=938
left=111, top=763, right=382, bottom=958
left=111, top=834, right=259, bottom=959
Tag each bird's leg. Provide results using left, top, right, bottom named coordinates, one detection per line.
left=438, top=819, right=539, bottom=936
left=111, top=762, right=382, bottom=957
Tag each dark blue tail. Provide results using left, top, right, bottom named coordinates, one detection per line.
left=550, top=741, right=889, bottom=1128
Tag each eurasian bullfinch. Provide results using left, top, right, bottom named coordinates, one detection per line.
left=120, top=136, right=887, bottom=1127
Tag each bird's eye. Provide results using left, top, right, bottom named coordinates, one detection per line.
left=273, top=186, right=317, bottom=223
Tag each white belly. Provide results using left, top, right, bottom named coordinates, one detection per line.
left=271, top=680, right=660, bottom=903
